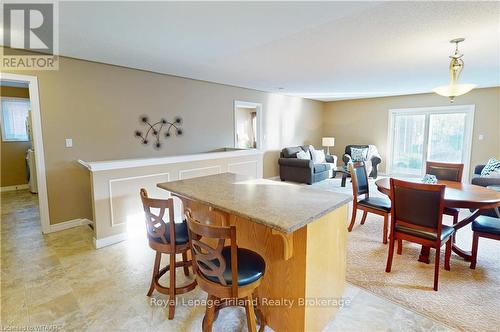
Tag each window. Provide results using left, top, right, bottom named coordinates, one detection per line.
left=1, top=98, right=30, bottom=142
left=388, top=105, right=474, bottom=180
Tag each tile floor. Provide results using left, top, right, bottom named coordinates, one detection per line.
left=1, top=190, right=455, bottom=331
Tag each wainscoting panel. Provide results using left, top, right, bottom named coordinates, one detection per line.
left=109, top=172, right=170, bottom=227
left=228, top=160, right=258, bottom=178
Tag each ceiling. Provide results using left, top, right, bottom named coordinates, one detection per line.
left=2, top=1, right=500, bottom=101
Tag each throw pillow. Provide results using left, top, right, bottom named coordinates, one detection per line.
left=490, top=168, right=500, bottom=178
left=481, top=158, right=500, bottom=177
left=351, top=147, right=368, bottom=162
left=296, top=150, right=311, bottom=160
left=311, top=149, right=326, bottom=163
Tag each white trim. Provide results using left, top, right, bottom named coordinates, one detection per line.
left=1, top=73, right=51, bottom=234
left=0, top=184, right=29, bottom=192
left=179, top=165, right=221, bottom=180
left=78, top=148, right=263, bottom=172
left=94, top=232, right=128, bottom=249
left=234, top=100, right=263, bottom=149
left=49, top=218, right=92, bottom=233
left=387, top=105, right=475, bottom=182
left=108, top=172, right=170, bottom=227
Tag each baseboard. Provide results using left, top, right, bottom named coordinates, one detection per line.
left=94, top=232, right=128, bottom=249
left=49, top=218, right=92, bottom=233
left=266, top=176, right=281, bottom=181
left=1, top=184, right=29, bottom=192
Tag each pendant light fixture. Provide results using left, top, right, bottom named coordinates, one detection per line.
left=433, top=38, right=476, bottom=103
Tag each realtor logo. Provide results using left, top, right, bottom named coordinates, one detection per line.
left=2, top=2, right=59, bottom=70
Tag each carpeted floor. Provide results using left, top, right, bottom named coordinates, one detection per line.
left=312, top=177, right=500, bottom=332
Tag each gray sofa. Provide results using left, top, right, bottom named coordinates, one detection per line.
left=279, top=145, right=335, bottom=184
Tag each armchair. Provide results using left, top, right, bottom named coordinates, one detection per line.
left=342, top=145, right=381, bottom=178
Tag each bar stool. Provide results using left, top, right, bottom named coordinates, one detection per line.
left=185, top=209, right=266, bottom=332
left=140, top=189, right=197, bottom=319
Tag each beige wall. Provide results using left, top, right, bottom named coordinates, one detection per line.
left=323, top=87, right=500, bottom=177
left=0, top=86, right=31, bottom=187
left=2, top=48, right=323, bottom=224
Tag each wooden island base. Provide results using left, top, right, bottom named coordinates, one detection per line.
left=180, top=197, right=348, bottom=332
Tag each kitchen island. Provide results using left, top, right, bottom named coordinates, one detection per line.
left=158, top=173, right=352, bottom=331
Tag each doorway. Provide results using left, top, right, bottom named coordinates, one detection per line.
left=1, top=73, right=50, bottom=233
left=234, top=100, right=262, bottom=149
left=387, top=105, right=475, bottom=181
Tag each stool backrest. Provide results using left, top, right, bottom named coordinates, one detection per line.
left=425, top=161, right=464, bottom=182
left=390, top=179, right=446, bottom=239
left=185, top=209, right=239, bottom=296
left=140, top=188, right=175, bottom=245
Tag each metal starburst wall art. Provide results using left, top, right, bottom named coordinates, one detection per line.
left=134, top=115, right=183, bottom=149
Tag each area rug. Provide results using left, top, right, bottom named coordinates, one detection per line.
left=312, top=177, right=500, bottom=332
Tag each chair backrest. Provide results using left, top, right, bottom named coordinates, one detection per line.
left=185, top=209, right=239, bottom=296
left=350, top=162, right=369, bottom=199
left=140, top=188, right=175, bottom=245
left=390, top=179, right=446, bottom=240
left=425, top=161, right=464, bottom=182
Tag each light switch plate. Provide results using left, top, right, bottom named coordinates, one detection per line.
left=65, top=138, right=73, bottom=147
left=478, top=134, right=484, bottom=141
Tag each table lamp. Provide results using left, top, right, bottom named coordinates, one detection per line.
left=322, top=137, right=335, bottom=155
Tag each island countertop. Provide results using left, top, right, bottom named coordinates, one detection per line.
left=157, top=172, right=352, bottom=233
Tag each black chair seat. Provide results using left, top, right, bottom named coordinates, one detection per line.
left=152, top=219, right=189, bottom=245
left=395, top=224, right=455, bottom=241
left=444, top=207, right=459, bottom=216
left=472, top=216, right=500, bottom=235
left=358, top=197, right=391, bottom=212
left=203, top=247, right=265, bottom=286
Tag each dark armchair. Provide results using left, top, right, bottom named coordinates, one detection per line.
left=279, top=145, right=335, bottom=185
left=342, top=145, right=381, bottom=178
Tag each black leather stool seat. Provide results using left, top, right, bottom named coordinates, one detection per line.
left=395, top=224, right=455, bottom=241
left=151, top=219, right=189, bottom=245
left=202, top=247, right=265, bottom=286
left=472, top=216, right=500, bottom=235
left=358, top=197, right=391, bottom=212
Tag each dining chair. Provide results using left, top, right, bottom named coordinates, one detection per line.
left=140, top=189, right=197, bottom=319
left=425, top=161, right=464, bottom=237
left=386, top=179, right=454, bottom=291
left=470, top=215, right=500, bottom=269
left=185, top=208, right=266, bottom=332
left=348, top=162, right=391, bottom=244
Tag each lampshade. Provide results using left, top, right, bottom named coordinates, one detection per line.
left=433, top=84, right=476, bottom=98
left=322, top=137, right=335, bottom=147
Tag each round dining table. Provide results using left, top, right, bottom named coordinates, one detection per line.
left=375, top=178, right=500, bottom=262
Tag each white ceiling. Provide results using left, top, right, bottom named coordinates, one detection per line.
left=3, top=1, right=500, bottom=101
